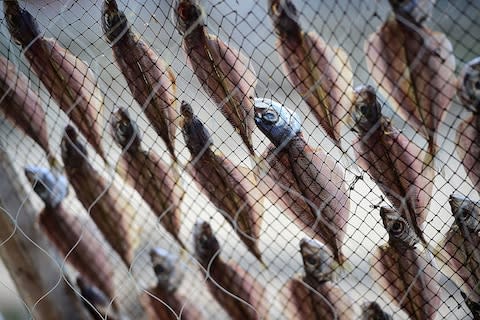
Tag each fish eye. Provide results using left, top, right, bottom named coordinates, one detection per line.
left=262, top=109, right=279, bottom=124
left=154, top=264, right=166, bottom=274
left=390, top=220, right=405, bottom=236
left=475, top=80, right=480, bottom=90
left=358, top=104, right=370, bottom=117
left=305, top=255, right=317, bottom=266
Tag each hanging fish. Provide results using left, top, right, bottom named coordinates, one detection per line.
left=193, top=220, right=268, bottom=320
left=267, top=0, right=353, bottom=148
left=102, top=0, right=178, bottom=162
left=359, top=302, right=393, bottom=320
left=0, top=56, right=59, bottom=168
left=174, top=0, right=257, bottom=157
left=24, top=166, right=116, bottom=303
left=61, top=125, right=137, bottom=267
left=281, top=238, right=355, bottom=320
left=350, top=85, right=433, bottom=241
left=76, top=277, right=121, bottom=320
left=456, top=57, right=480, bottom=195
left=371, top=207, right=441, bottom=320
left=110, top=107, right=185, bottom=248
left=254, top=98, right=349, bottom=264
left=141, top=248, right=204, bottom=320
left=181, top=101, right=263, bottom=262
left=435, top=194, right=480, bottom=319
left=4, top=1, right=106, bottom=162
left=365, top=0, right=456, bottom=168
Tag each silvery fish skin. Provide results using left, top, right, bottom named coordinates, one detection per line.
left=102, top=0, right=178, bottom=162
left=110, top=108, right=185, bottom=248
left=76, top=277, right=120, bottom=320
left=193, top=220, right=269, bottom=320
left=4, top=1, right=106, bottom=163
left=175, top=0, right=257, bottom=156
left=254, top=98, right=349, bottom=264
left=281, top=238, right=354, bottom=320
left=24, top=166, right=115, bottom=301
left=350, top=85, right=434, bottom=240
left=371, top=207, right=441, bottom=320
left=359, top=302, right=393, bottom=320
left=268, top=0, right=353, bottom=148
left=61, top=125, right=137, bottom=267
left=365, top=2, right=456, bottom=166
left=0, top=56, right=58, bottom=167
left=456, top=57, right=480, bottom=195
left=181, top=101, right=263, bottom=262
left=141, top=248, right=204, bottom=320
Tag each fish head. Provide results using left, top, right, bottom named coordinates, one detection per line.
left=350, top=85, right=382, bottom=133
left=101, top=0, right=129, bottom=43
left=193, top=220, right=220, bottom=261
left=24, top=166, right=68, bottom=207
left=149, top=248, right=184, bottom=292
left=3, top=1, right=40, bottom=47
left=254, top=98, right=301, bottom=147
left=389, top=0, right=435, bottom=25
left=174, top=0, right=204, bottom=36
left=299, top=238, right=335, bottom=282
left=268, top=0, right=300, bottom=36
left=457, top=57, right=480, bottom=111
left=110, top=108, right=140, bottom=151
left=360, top=301, right=392, bottom=320
left=380, top=207, right=419, bottom=249
left=60, top=125, right=88, bottom=168
left=450, top=194, right=480, bottom=233
left=180, top=101, right=213, bottom=156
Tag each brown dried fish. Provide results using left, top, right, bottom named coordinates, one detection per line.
left=141, top=248, right=204, bottom=320
left=365, top=1, right=456, bottom=167
left=77, top=277, right=121, bottom=320
left=371, top=207, right=441, bottom=320
left=175, top=0, right=257, bottom=156
left=102, top=0, right=178, bottom=162
left=281, top=238, right=355, bottom=320
left=268, top=0, right=353, bottom=148
left=254, top=98, right=349, bottom=264
left=181, top=101, right=263, bottom=261
left=4, top=1, right=106, bottom=162
left=359, top=302, right=393, bottom=320
left=350, top=85, right=433, bottom=240
left=193, top=220, right=268, bottom=320
left=61, top=125, right=137, bottom=267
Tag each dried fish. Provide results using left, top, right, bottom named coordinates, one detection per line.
left=193, top=220, right=268, bottom=320
left=102, top=0, right=178, bottom=162
left=76, top=277, right=120, bottom=320
left=4, top=1, right=106, bottom=162
left=359, top=302, right=393, bottom=320
left=110, top=108, right=185, bottom=248
left=254, top=98, right=349, bottom=264
left=61, top=125, right=137, bottom=266
left=141, top=248, right=204, bottom=320
left=281, top=238, right=355, bottom=320
left=268, top=0, right=353, bottom=148
left=175, top=0, right=257, bottom=156
left=24, top=166, right=115, bottom=302
left=181, top=101, right=263, bottom=261
left=350, top=85, right=433, bottom=240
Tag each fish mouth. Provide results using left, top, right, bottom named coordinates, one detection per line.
left=174, top=0, right=203, bottom=35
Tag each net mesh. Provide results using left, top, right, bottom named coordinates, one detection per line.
left=0, top=0, right=479, bottom=319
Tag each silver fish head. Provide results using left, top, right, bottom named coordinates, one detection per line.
left=254, top=98, right=301, bottom=147
left=268, top=0, right=300, bottom=36
left=110, top=108, right=140, bottom=151
left=149, top=248, right=184, bottom=292
left=180, top=101, right=213, bottom=156
left=360, top=301, right=393, bottom=320
left=76, top=276, right=110, bottom=307
left=380, top=207, right=419, bottom=249
left=457, top=57, right=480, bottom=111
left=449, top=194, right=480, bottom=233
left=24, top=166, right=68, bottom=207
left=3, top=1, right=40, bottom=47
left=193, top=220, right=220, bottom=261
left=389, top=0, right=435, bottom=25
left=60, top=125, right=88, bottom=168
left=101, top=0, right=129, bottom=43
left=299, top=238, right=335, bottom=282
left=174, top=0, right=204, bottom=36
left=350, top=85, right=382, bottom=133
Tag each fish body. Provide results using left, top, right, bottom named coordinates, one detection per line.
left=4, top=1, right=106, bottom=162
left=102, top=0, right=178, bottom=161
left=175, top=0, right=257, bottom=156
left=268, top=0, right=353, bottom=147
left=181, top=101, right=263, bottom=261
left=61, top=125, right=136, bottom=266
left=193, top=220, right=268, bottom=320
left=254, top=98, right=349, bottom=264
left=76, top=277, right=120, bottom=320
left=359, top=302, right=393, bottom=320
left=351, top=85, right=433, bottom=238
left=110, top=108, right=184, bottom=248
